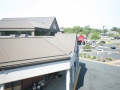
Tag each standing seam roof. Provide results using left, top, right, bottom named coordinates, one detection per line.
left=55, top=33, right=77, bottom=52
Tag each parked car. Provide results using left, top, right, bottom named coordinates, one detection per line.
left=91, top=43, right=97, bottom=48
left=97, top=46, right=105, bottom=51
left=111, top=45, right=116, bottom=49
left=101, top=41, right=106, bottom=44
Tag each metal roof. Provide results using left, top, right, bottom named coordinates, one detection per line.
left=1, top=17, right=55, bottom=29
left=0, top=33, right=77, bottom=70
left=55, top=33, right=77, bottom=52
left=0, top=37, right=71, bottom=70
left=45, top=37, right=72, bottom=55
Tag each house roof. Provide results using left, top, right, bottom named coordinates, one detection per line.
left=0, top=17, right=56, bottom=31
left=0, top=33, right=77, bottom=70
left=55, top=33, right=77, bottom=52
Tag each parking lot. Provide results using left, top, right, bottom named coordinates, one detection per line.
left=79, top=40, right=120, bottom=61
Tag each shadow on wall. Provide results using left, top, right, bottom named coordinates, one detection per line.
left=76, top=62, right=87, bottom=90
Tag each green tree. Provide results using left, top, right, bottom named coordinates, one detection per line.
left=72, top=26, right=83, bottom=34
left=108, top=33, right=114, bottom=37
left=111, top=27, right=117, bottom=31
left=90, top=32, right=100, bottom=40
left=82, top=25, right=91, bottom=39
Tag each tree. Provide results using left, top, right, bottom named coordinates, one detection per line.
left=72, top=26, right=83, bottom=34
left=111, top=27, right=117, bottom=31
left=101, top=29, right=108, bottom=33
left=90, top=32, right=100, bottom=40
left=108, top=33, right=114, bottom=38
left=82, top=25, right=91, bottom=39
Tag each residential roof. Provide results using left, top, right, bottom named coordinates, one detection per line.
left=0, top=17, right=58, bottom=31
left=55, top=33, right=77, bottom=52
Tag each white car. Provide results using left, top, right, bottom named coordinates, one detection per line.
left=97, top=46, right=105, bottom=51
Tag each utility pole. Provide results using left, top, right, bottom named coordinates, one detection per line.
left=102, top=26, right=106, bottom=35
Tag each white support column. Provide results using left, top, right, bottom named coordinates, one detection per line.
left=0, top=84, right=4, bottom=90
left=31, top=31, right=35, bottom=36
left=66, top=69, right=70, bottom=90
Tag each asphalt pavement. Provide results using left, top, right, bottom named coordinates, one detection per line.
left=76, top=60, right=120, bottom=90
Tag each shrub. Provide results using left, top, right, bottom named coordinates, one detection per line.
left=90, top=56, right=93, bottom=60
left=83, top=53, right=86, bottom=56
left=87, top=55, right=91, bottom=58
left=93, top=56, right=96, bottom=59
left=109, top=58, right=112, bottom=61
left=97, top=58, right=100, bottom=61
left=84, top=55, right=86, bottom=58
left=102, top=59, right=105, bottom=62
left=106, top=57, right=109, bottom=60
left=79, top=54, right=82, bottom=57
left=83, top=44, right=91, bottom=49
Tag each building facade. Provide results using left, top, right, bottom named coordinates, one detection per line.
left=0, top=17, right=60, bottom=36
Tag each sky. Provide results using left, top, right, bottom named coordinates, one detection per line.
left=0, top=0, right=120, bottom=30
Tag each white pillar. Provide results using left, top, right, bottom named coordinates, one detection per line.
left=31, top=31, right=35, bottom=36
left=0, top=84, right=4, bottom=90
left=66, top=69, right=70, bottom=90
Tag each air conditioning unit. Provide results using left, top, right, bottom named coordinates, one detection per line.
left=21, top=34, right=29, bottom=37
left=10, top=34, right=19, bottom=37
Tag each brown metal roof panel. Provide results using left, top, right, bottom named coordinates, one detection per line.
left=0, top=20, right=34, bottom=29
left=45, top=37, right=71, bottom=55
left=0, top=40, right=9, bottom=62
left=55, top=33, right=77, bottom=52
left=0, top=55, right=70, bottom=70
left=1, top=39, right=15, bottom=61
left=2, top=17, right=55, bottom=29
left=0, top=52, right=5, bottom=63
left=7, top=38, right=25, bottom=60
left=6, top=39, right=20, bottom=60
left=0, top=38, right=66, bottom=63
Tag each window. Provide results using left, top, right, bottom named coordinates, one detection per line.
left=53, top=23, right=56, bottom=30
left=35, top=31, right=47, bottom=36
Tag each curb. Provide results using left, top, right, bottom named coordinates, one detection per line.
left=73, top=66, right=81, bottom=90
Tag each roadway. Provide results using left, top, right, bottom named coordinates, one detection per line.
left=76, top=60, right=120, bottom=90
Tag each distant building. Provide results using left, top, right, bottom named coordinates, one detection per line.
left=0, top=17, right=60, bottom=36
left=106, top=31, right=119, bottom=35
left=77, top=35, right=85, bottom=45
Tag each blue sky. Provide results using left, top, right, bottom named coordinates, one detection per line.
left=0, top=0, right=120, bottom=29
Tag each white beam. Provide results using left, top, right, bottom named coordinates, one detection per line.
left=66, top=69, right=70, bottom=90
left=0, top=84, right=4, bottom=90
left=0, top=60, right=70, bottom=84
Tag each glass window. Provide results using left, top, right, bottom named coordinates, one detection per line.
left=35, top=31, right=47, bottom=36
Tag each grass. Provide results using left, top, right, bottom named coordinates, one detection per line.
left=87, top=55, right=91, bottom=58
